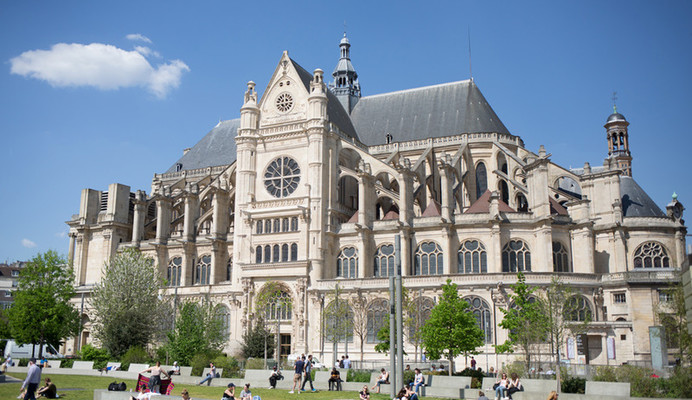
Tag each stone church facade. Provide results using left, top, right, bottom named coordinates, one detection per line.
left=66, top=35, right=688, bottom=370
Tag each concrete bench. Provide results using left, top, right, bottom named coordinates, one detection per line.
left=42, top=360, right=61, bottom=369
left=161, top=365, right=193, bottom=377
left=426, top=375, right=472, bottom=388
left=93, top=389, right=204, bottom=400
left=101, top=362, right=121, bottom=372
left=71, top=361, right=94, bottom=370
left=245, top=369, right=273, bottom=380
left=585, top=381, right=630, bottom=397
left=127, top=363, right=150, bottom=372
left=201, top=367, right=223, bottom=378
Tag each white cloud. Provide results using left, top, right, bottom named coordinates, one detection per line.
left=134, top=46, right=161, bottom=58
left=10, top=42, right=189, bottom=98
left=21, top=239, right=37, bottom=248
left=55, top=231, right=68, bottom=238
left=126, top=33, right=152, bottom=43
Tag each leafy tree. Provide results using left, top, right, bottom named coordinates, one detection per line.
left=7, top=250, right=80, bottom=357
left=542, top=275, right=591, bottom=391
left=656, top=275, right=691, bottom=363
left=0, top=309, right=11, bottom=339
left=89, top=248, right=168, bottom=357
left=421, top=280, right=484, bottom=376
left=166, top=300, right=225, bottom=365
left=496, top=272, right=548, bottom=374
left=240, top=321, right=275, bottom=359
left=253, top=281, right=291, bottom=364
left=374, top=315, right=407, bottom=356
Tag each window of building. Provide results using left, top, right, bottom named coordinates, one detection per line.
left=226, top=258, right=232, bottom=281
left=564, top=295, right=592, bottom=322
left=324, top=301, right=354, bottom=342
left=552, top=241, right=570, bottom=272
left=337, top=247, right=358, bottom=278
left=465, top=296, right=493, bottom=343
left=475, top=162, right=487, bottom=200
left=11, top=270, right=19, bottom=277
left=516, top=193, right=529, bottom=212
left=215, top=304, right=231, bottom=337
left=613, top=293, right=626, bottom=304
left=255, top=247, right=262, bottom=264
left=414, top=241, right=443, bottom=275
left=273, top=219, right=280, bottom=233
left=264, top=245, right=271, bottom=263
left=633, top=242, right=670, bottom=268
left=291, top=217, right=298, bottom=231
left=458, top=240, right=487, bottom=274
left=282, top=218, right=289, bottom=232
left=502, top=240, right=531, bottom=272
left=620, top=334, right=626, bottom=341
left=658, top=290, right=673, bottom=303
left=167, top=257, right=182, bottom=287
left=280, top=244, right=288, bottom=262
left=374, top=244, right=395, bottom=277
left=256, top=221, right=263, bottom=234
left=195, top=255, right=211, bottom=285
left=366, top=298, right=389, bottom=343
left=272, top=245, right=280, bottom=263
left=266, top=290, right=292, bottom=320
left=407, top=296, right=434, bottom=338
left=12, top=280, right=18, bottom=288
left=291, top=243, right=298, bottom=261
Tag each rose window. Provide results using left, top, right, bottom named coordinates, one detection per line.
left=264, top=157, right=301, bottom=198
left=275, top=92, right=294, bottom=113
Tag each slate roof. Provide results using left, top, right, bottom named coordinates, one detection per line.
left=165, top=119, right=239, bottom=173
left=350, top=80, right=510, bottom=146
left=465, top=190, right=516, bottom=214
left=620, top=176, right=665, bottom=217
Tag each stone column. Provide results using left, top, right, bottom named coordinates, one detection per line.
left=400, top=228, right=412, bottom=277
left=131, top=190, right=147, bottom=244
left=357, top=167, right=374, bottom=229
left=491, top=221, right=502, bottom=273
left=212, top=188, right=230, bottom=241
left=182, top=185, right=199, bottom=242
left=155, top=192, right=173, bottom=245
left=68, top=233, right=76, bottom=264
left=438, top=157, right=455, bottom=222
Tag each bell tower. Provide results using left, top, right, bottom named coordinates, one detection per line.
left=329, top=33, right=361, bottom=113
left=604, top=103, right=632, bottom=176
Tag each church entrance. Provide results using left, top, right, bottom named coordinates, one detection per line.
left=280, top=334, right=292, bottom=360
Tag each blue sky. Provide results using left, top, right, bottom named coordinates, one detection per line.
left=1, top=1, right=690, bottom=262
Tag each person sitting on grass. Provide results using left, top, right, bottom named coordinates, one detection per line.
left=180, top=388, right=190, bottom=400
left=360, top=385, right=370, bottom=400
left=396, top=387, right=409, bottom=400
left=37, top=377, right=57, bottom=399
left=222, top=383, right=236, bottom=400
left=240, top=383, right=252, bottom=400
left=406, top=383, right=419, bottom=400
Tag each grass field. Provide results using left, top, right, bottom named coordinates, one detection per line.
left=0, top=373, right=428, bottom=400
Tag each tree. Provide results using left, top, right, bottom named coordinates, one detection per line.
left=543, top=275, right=591, bottom=391
left=240, top=322, right=275, bottom=359
left=89, top=248, right=168, bottom=357
left=166, top=300, right=225, bottom=365
left=421, top=280, right=484, bottom=376
left=7, top=250, right=80, bottom=358
left=406, top=289, right=430, bottom=362
left=350, top=291, right=369, bottom=362
left=656, top=275, right=692, bottom=363
left=321, top=284, right=353, bottom=362
left=254, top=281, right=292, bottom=365
left=496, top=272, right=548, bottom=374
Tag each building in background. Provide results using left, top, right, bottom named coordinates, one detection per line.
left=66, top=35, right=688, bottom=369
left=0, top=261, right=26, bottom=309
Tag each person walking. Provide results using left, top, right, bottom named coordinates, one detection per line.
left=301, top=355, right=315, bottom=392
left=289, top=354, right=305, bottom=393
left=20, top=358, right=41, bottom=400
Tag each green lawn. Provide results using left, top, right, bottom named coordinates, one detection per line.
left=1, top=373, right=430, bottom=400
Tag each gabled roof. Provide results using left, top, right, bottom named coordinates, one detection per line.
left=620, top=176, right=665, bottom=217
left=465, top=190, right=516, bottom=214
left=165, top=119, right=239, bottom=173
left=350, top=80, right=510, bottom=146
left=290, top=59, right=359, bottom=140
left=422, top=200, right=442, bottom=217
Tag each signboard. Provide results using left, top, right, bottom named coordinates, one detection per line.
left=567, top=337, right=575, bottom=359
left=576, top=334, right=589, bottom=364
left=607, top=337, right=616, bottom=359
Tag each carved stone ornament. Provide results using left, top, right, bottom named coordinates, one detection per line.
left=491, top=282, right=508, bottom=306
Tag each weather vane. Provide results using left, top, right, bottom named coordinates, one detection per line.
left=612, top=91, right=618, bottom=113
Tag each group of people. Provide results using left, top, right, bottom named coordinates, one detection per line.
left=289, top=354, right=317, bottom=393
left=491, top=372, right=523, bottom=400
left=222, top=382, right=252, bottom=400
left=17, top=357, right=57, bottom=400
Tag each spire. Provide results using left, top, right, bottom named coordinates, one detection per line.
left=604, top=96, right=632, bottom=176
left=329, top=33, right=361, bottom=113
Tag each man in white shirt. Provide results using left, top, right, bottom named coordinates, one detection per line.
left=342, top=355, right=351, bottom=369
left=21, top=358, right=41, bottom=400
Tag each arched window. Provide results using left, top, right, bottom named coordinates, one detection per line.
left=502, top=240, right=531, bottom=272
left=281, top=244, right=289, bottom=262
left=553, top=241, right=570, bottom=272
left=256, top=221, right=263, bottom=235
left=324, top=300, right=354, bottom=342
left=366, top=298, right=389, bottom=343
left=290, top=243, right=298, bottom=261
left=272, top=244, right=280, bottom=263
left=633, top=242, right=670, bottom=269
left=414, top=241, right=443, bottom=275
left=337, top=247, right=358, bottom=278
left=264, top=245, right=271, bottom=263
left=465, top=296, right=492, bottom=343
left=291, top=217, right=298, bottom=231
left=458, top=240, right=487, bottom=274
left=266, top=290, right=292, bottom=320
left=499, top=180, right=509, bottom=204
left=196, top=254, right=211, bottom=285
left=168, top=257, right=182, bottom=287
left=265, top=219, right=271, bottom=234
left=564, top=295, right=592, bottom=322
left=215, top=304, right=231, bottom=337
left=226, top=258, right=232, bottom=281
left=374, top=244, right=395, bottom=277
left=516, top=193, right=529, bottom=212
left=476, top=162, right=487, bottom=200
left=255, top=247, right=262, bottom=264
left=282, top=218, right=289, bottom=232
left=273, top=219, right=280, bottom=233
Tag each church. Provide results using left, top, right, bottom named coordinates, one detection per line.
left=66, top=34, right=688, bottom=370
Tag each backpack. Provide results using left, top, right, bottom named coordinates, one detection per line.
left=108, top=381, right=127, bottom=391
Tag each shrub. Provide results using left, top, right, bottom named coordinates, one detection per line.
left=347, top=369, right=373, bottom=382
left=245, top=357, right=265, bottom=370
left=191, top=352, right=220, bottom=376
left=666, top=366, right=692, bottom=398
left=60, top=358, right=74, bottom=368
left=615, top=364, right=656, bottom=398
left=120, top=345, right=150, bottom=371
left=458, top=367, right=485, bottom=388
left=592, top=365, right=617, bottom=382
left=213, top=355, right=241, bottom=378
left=80, top=344, right=111, bottom=370
left=503, top=361, right=526, bottom=380
left=561, top=376, right=585, bottom=394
